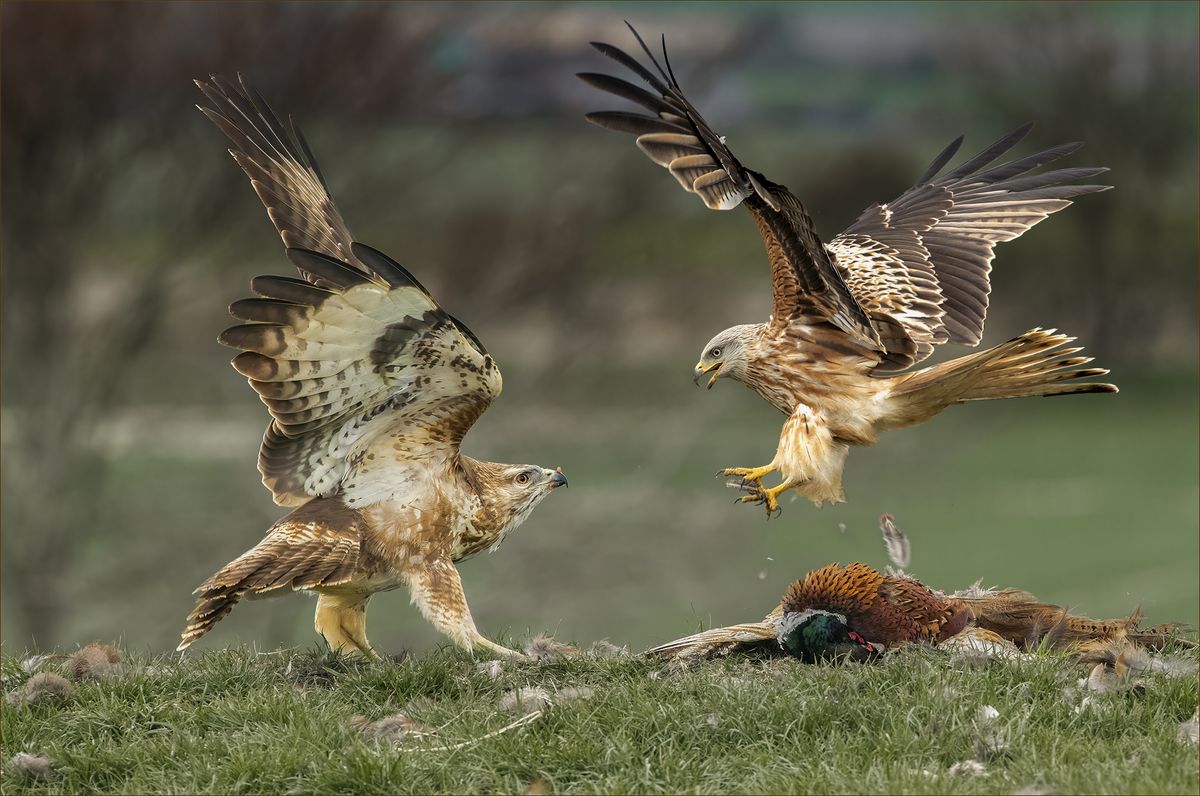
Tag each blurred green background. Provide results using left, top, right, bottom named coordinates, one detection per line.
left=2, top=1, right=1197, bottom=655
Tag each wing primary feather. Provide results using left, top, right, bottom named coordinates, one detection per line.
left=589, top=40, right=669, bottom=94
left=661, top=33, right=681, bottom=90
left=584, top=110, right=689, bottom=136
left=972, top=142, right=1084, bottom=183
left=915, top=135, right=964, bottom=184
left=285, top=248, right=373, bottom=289
left=349, top=242, right=432, bottom=294
left=576, top=72, right=676, bottom=114
left=624, top=21, right=673, bottom=87
left=945, top=122, right=1034, bottom=180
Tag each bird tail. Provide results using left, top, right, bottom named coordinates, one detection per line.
left=177, top=591, right=243, bottom=652
left=954, top=586, right=1194, bottom=652
left=885, top=328, right=1117, bottom=427
left=646, top=621, right=778, bottom=660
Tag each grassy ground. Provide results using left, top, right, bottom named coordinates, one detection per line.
left=2, top=643, right=1197, bottom=794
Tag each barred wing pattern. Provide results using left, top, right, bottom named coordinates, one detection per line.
left=179, top=504, right=365, bottom=649
left=198, top=77, right=501, bottom=506
left=221, top=244, right=501, bottom=507
left=582, top=29, right=1110, bottom=371
left=580, top=26, right=881, bottom=350
left=830, top=125, right=1111, bottom=364
left=195, top=74, right=367, bottom=283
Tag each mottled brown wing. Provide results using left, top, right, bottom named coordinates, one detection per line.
left=875, top=575, right=968, bottom=643
left=223, top=244, right=501, bottom=507
left=195, top=74, right=366, bottom=283
left=580, top=26, right=881, bottom=349
left=200, top=77, right=501, bottom=506
left=178, top=501, right=365, bottom=650
left=831, top=124, right=1110, bottom=366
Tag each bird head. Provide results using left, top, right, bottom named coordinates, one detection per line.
left=773, top=609, right=880, bottom=663
left=693, top=324, right=758, bottom=389
left=478, top=464, right=568, bottom=537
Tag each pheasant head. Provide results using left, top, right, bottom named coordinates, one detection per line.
left=774, top=609, right=880, bottom=662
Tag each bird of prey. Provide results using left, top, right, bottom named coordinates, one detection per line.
left=649, top=562, right=1187, bottom=662
left=178, top=76, right=568, bottom=659
left=581, top=27, right=1117, bottom=516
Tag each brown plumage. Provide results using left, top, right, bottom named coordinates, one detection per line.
left=180, top=75, right=569, bottom=659
left=582, top=27, right=1117, bottom=515
left=648, top=563, right=1192, bottom=661
left=650, top=563, right=968, bottom=660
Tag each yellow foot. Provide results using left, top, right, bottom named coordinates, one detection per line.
left=737, top=482, right=791, bottom=518
left=719, top=464, right=777, bottom=488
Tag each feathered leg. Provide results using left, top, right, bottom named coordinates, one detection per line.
left=735, top=404, right=846, bottom=515
left=404, top=557, right=525, bottom=660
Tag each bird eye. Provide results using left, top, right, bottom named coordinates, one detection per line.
left=515, top=473, right=530, bottom=485
left=710, top=348, right=722, bottom=358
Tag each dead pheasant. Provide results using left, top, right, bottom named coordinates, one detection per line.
left=650, top=562, right=1192, bottom=662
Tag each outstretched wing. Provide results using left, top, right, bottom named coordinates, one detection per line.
left=195, top=74, right=367, bottom=283
left=223, top=244, right=501, bottom=507
left=580, top=26, right=881, bottom=350
left=198, top=76, right=500, bottom=506
left=830, top=125, right=1110, bottom=367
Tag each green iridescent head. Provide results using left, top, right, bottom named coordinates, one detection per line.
left=776, top=610, right=879, bottom=663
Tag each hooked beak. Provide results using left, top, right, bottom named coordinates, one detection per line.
left=547, top=467, right=568, bottom=490
left=692, top=361, right=721, bottom=389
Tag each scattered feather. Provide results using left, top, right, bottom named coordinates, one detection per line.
left=1082, top=661, right=1145, bottom=696
left=554, top=686, right=595, bottom=705
left=8, top=752, right=54, bottom=780
left=976, top=705, right=1000, bottom=725
left=524, top=635, right=577, bottom=663
left=524, top=778, right=550, bottom=795
left=69, top=642, right=123, bottom=682
left=1178, top=708, right=1199, bottom=745
left=6, top=672, right=74, bottom=706
left=704, top=713, right=720, bottom=729
left=1145, top=656, right=1196, bottom=678
left=350, top=712, right=433, bottom=742
left=586, top=640, right=629, bottom=658
left=20, top=654, right=57, bottom=674
left=879, top=513, right=911, bottom=568
left=948, top=759, right=987, bottom=776
left=498, top=686, right=552, bottom=713
left=975, top=726, right=1011, bottom=763
left=476, top=660, right=504, bottom=680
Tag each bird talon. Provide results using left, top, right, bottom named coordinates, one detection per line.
left=735, top=482, right=784, bottom=517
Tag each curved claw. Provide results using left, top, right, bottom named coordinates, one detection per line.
left=737, top=483, right=783, bottom=518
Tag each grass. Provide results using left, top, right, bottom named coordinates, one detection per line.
left=2, top=643, right=1197, bottom=794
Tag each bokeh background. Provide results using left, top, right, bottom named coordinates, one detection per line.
left=3, top=1, right=1197, bottom=655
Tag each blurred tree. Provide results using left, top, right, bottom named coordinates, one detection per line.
left=943, top=4, right=1199, bottom=362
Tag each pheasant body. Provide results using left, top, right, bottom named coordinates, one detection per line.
left=650, top=563, right=1190, bottom=662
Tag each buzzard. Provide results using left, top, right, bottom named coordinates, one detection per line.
left=178, top=76, right=567, bottom=659
left=582, top=27, right=1117, bottom=516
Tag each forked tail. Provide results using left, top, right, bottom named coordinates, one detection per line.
left=887, top=328, right=1117, bottom=427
